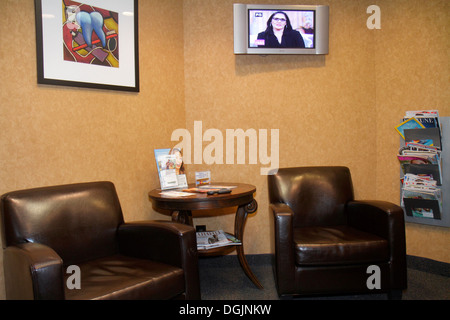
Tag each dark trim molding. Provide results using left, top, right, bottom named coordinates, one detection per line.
left=201, top=254, right=449, bottom=277
left=407, top=255, right=450, bottom=277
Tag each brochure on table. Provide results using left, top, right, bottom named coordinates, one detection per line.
left=155, top=150, right=237, bottom=197
left=154, top=148, right=188, bottom=190
left=195, top=171, right=211, bottom=186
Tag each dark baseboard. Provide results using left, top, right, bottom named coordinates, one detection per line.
left=201, top=253, right=449, bottom=277
left=407, top=255, right=450, bottom=277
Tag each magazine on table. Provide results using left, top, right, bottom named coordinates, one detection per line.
left=196, top=230, right=241, bottom=250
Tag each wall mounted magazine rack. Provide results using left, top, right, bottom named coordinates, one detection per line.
left=398, top=116, right=449, bottom=227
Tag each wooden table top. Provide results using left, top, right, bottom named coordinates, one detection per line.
left=148, top=182, right=256, bottom=211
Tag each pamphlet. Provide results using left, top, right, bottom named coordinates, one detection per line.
left=195, top=171, right=211, bottom=186
left=159, top=190, right=196, bottom=197
left=198, top=185, right=237, bottom=189
left=182, top=188, right=217, bottom=193
left=154, top=148, right=188, bottom=190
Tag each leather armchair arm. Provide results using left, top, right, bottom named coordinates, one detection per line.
left=118, top=220, right=200, bottom=299
left=346, top=200, right=407, bottom=289
left=3, top=242, right=64, bottom=300
left=346, top=200, right=404, bottom=239
left=270, top=203, right=296, bottom=293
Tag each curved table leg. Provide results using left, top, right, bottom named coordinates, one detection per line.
left=234, top=199, right=263, bottom=289
left=172, top=210, right=193, bottom=226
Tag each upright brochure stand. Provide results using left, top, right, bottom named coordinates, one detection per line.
left=154, top=148, right=188, bottom=190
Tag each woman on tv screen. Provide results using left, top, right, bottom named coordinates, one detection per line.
left=256, top=11, right=306, bottom=48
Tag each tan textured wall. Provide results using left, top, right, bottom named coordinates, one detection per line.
left=182, top=0, right=449, bottom=261
left=0, top=0, right=448, bottom=300
left=374, top=0, right=450, bottom=262
left=0, top=0, right=185, bottom=299
left=183, top=0, right=378, bottom=256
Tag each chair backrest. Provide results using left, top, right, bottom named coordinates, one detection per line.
left=1, top=181, right=124, bottom=265
left=268, top=166, right=354, bottom=227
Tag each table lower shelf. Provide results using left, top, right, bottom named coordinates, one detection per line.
left=197, top=245, right=237, bottom=257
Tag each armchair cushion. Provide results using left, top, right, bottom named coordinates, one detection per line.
left=64, top=255, right=185, bottom=300
left=293, top=225, right=389, bottom=266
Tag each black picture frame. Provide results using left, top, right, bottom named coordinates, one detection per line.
left=35, top=0, right=139, bottom=92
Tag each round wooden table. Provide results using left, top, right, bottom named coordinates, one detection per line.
left=148, top=182, right=262, bottom=289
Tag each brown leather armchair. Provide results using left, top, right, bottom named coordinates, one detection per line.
left=1, top=181, right=200, bottom=300
left=268, top=167, right=407, bottom=299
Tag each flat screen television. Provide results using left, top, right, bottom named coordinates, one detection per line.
left=234, top=4, right=329, bottom=55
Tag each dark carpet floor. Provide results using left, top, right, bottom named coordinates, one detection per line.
left=198, top=254, right=450, bottom=300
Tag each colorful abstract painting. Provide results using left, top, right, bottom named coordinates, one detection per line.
left=62, top=0, right=119, bottom=67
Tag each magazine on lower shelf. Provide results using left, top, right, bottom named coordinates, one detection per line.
left=196, top=230, right=241, bottom=250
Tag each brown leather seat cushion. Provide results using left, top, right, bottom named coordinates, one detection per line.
left=64, top=254, right=185, bottom=300
left=293, top=225, right=389, bottom=266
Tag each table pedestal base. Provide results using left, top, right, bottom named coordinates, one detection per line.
left=171, top=199, right=263, bottom=289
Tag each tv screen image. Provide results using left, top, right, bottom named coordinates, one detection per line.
left=234, top=4, right=329, bottom=55
left=249, top=9, right=315, bottom=49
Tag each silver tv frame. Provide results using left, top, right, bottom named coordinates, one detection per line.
left=234, top=3, right=329, bottom=55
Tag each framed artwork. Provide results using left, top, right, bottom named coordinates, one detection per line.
left=35, top=0, right=139, bottom=92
